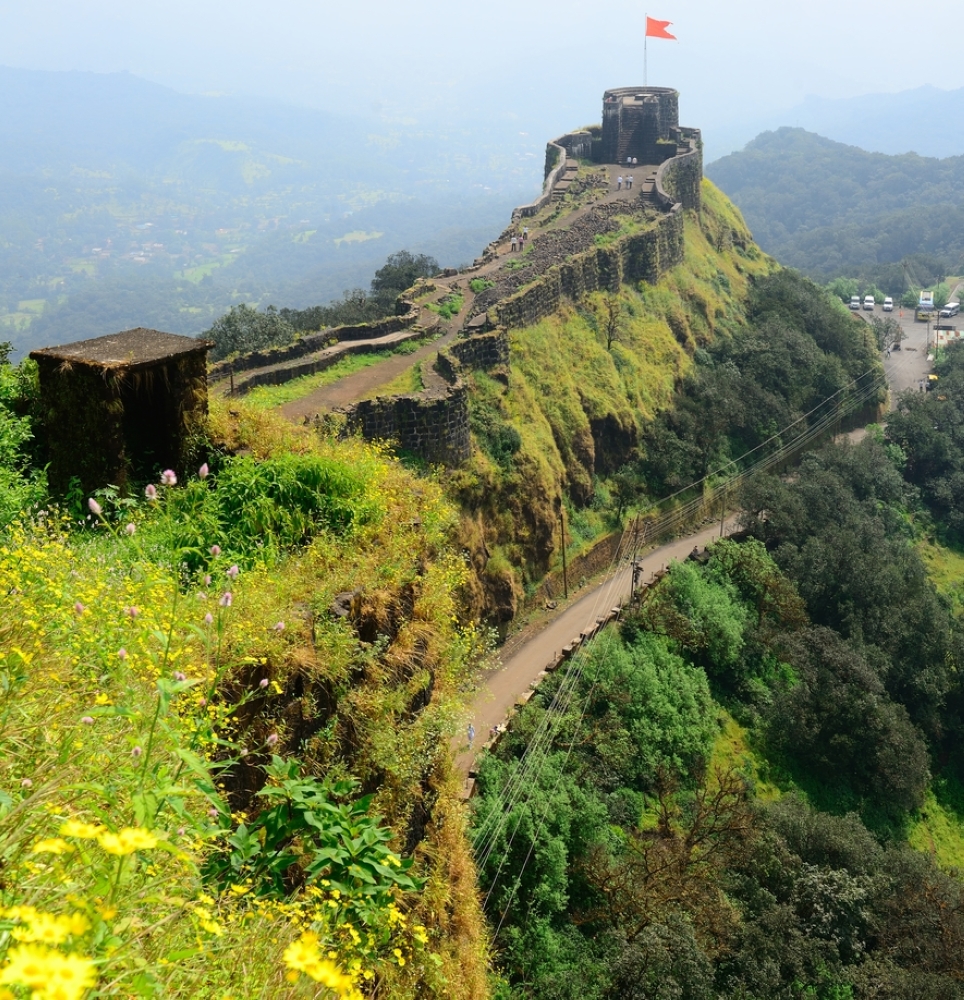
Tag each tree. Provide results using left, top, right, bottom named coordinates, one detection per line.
left=370, top=251, right=439, bottom=308
left=203, top=304, right=296, bottom=361
left=601, top=293, right=625, bottom=350
left=826, top=277, right=859, bottom=303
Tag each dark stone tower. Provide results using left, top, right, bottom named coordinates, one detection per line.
left=600, top=87, right=682, bottom=165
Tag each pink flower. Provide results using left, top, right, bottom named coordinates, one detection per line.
left=126, top=606, right=139, bottom=618
left=208, top=807, right=219, bottom=819
left=204, top=612, right=214, bottom=625
left=204, top=574, right=212, bottom=586
left=81, top=716, right=94, bottom=725
left=226, top=564, right=239, bottom=580
left=199, top=463, right=209, bottom=479
left=197, top=592, right=207, bottom=601
left=74, top=602, right=85, bottom=615
left=266, top=733, right=279, bottom=746
left=21, top=778, right=32, bottom=789
left=219, top=592, right=232, bottom=608
left=145, top=484, right=157, bottom=500
left=174, top=671, right=186, bottom=682
left=118, top=648, right=128, bottom=660
left=259, top=678, right=269, bottom=689
left=131, top=746, right=143, bottom=758
left=160, top=469, right=177, bottom=486
left=88, top=497, right=102, bottom=516
left=125, top=523, right=136, bottom=536
left=272, top=621, right=285, bottom=632
left=209, top=545, right=221, bottom=557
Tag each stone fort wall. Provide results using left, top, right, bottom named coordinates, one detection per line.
left=301, top=88, right=704, bottom=467
left=337, top=329, right=510, bottom=466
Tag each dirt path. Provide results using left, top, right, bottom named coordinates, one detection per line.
left=278, top=327, right=461, bottom=421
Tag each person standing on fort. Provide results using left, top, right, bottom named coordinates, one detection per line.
left=523, top=226, right=529, bottom=242
left=632, top=156, right=637, bottom=166
left=510, top=234, right=517, bottom=252
left=617, top=174, right=623, bottom=191
left=627, top=174, right=633, bottom=190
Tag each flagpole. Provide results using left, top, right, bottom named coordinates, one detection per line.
left=644, top=13, right=648, bottom=86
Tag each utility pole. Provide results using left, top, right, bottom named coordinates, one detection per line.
left=560, top=505, right=569, bottom=600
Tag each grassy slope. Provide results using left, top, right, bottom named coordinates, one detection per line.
left=452, top=181, right=775, bottom=620
left=0, top=400, right=490, bottom=1000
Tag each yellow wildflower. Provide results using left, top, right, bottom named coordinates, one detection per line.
left=0, top=944, right=96, bottom=1000
left=31, top=838, right=75, bottom=856
left=10, top=910, right=87, bottom=946
left=96, top=827, right=158, bottom=855
left=60, top=820, right=104, bottom=840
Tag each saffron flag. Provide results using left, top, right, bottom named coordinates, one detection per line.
left=645, top=16, right=676, bottom=39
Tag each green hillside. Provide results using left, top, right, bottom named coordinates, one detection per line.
left=706, top=127, right=964, bottom=285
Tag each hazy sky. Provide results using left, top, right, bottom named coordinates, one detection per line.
left=2, top=0, right=963, bottom=140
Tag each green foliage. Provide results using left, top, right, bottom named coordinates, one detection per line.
left=469, top=278, right=495, bottom=294
left=203, top=303, right=297, bottom=361
left=203, top=755, right=420, bottom=902
left=427, top=293, right=463, bottom=321
left=826, top=276, right=858, bottom=302
left=636, top=270, right=876, bottom=501
left=887, top=344, right=964, bottom=538
left=0, top=345, right=46, bottom=528
left=141, top=452, right=378, bottom=571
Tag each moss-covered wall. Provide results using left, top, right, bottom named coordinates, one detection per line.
left=37, top=352, right=208, bottom=496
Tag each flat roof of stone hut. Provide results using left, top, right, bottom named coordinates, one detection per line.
left=30, top=328, right=211, bottom=370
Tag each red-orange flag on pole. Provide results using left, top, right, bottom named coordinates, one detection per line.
left=645, top=16, right=676, bottom=39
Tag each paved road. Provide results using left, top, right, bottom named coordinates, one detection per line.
left=456, top=516, right=738, bottom=775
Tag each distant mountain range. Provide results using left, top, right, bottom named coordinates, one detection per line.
left=0, top=66, right=538, bottom=357
left=706, top=127, right=964, bottom=286
left=707, top=85, right=964, bottom=161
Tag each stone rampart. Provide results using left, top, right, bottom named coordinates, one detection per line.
left=337, top=328, right=510, bottom=466
left=209, top=291, right=424, bottom=383
left=492, top=209, right=684, bottom=330
left=654, top=129, right=702, bottom=213
left=344, top=385, right=471, bottom=466
left=231, top=328, right=428, bottom=394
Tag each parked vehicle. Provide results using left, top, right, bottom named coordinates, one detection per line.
left=940, top=301, right=960, bottom=318
left=917, top=290, right=937, bottom=322
left=863, top=295, right=875, bottom=310
left=883, top=297, right=894, bottom=311
left=849, top=295, right=861, bottom=311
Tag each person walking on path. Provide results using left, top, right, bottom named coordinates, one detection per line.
left=467, top=723, right=475, bottom=749
left=616, top=175, right=623, bottom=191
left=627, top=174, right=633, bottom=190
left=510, top=234, right=517, bottom=252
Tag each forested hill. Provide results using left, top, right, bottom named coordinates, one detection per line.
left=706, top=127, right=964, bottom=281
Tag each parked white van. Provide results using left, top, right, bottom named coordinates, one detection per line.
left=849, top=295, right=861, bottom=310
left=882, top=297, right=894, bottom=311
left=940, top=301, right=960, bottom=318
left=863, top=295, right=875, bottom=310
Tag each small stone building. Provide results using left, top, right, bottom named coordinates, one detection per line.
left=30, top=328, right=212, bottom=496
